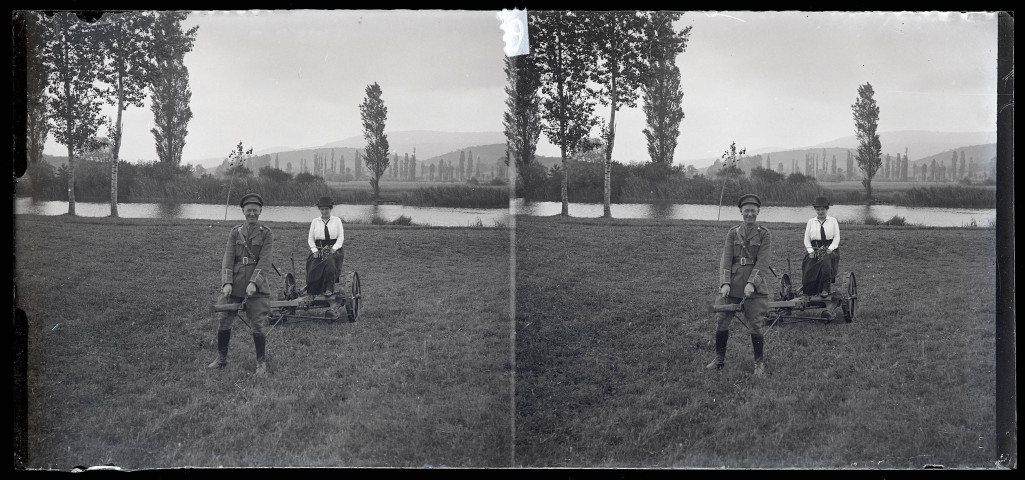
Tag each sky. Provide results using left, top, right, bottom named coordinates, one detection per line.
left=41, top=10, right=1000, bottom=169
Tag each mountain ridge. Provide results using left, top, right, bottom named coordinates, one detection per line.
left=39, top=129, right=997, bottom=174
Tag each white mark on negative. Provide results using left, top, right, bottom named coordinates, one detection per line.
left=497, top=9, right=529, bottom=57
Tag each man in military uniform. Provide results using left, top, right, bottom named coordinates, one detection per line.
left=209, top=193, right=274, bottom=376
left=706, top=193, right=772, bottom=376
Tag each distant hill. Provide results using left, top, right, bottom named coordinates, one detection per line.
left=909, top=143, right=997, bottom=180
left=694, top=130, right=997, bottom=176
left=422, top=143, right=561, bottom=169
left=810, top=130, right=996, bottom=159
left=322, top=130, right=506, bottom=160
left=181, top=130, right=505, bottom=170
left=700, top=147, right=878, bottom=177
left=910, top=143, right=996, bottom=168
left=422, top=143, right=508, bottom=166
left=688, top=129, right=992, bottom=170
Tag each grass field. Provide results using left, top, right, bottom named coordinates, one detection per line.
left=15, top=215, right=512, bottom=469
left=514, top=216, right=996, bottom=468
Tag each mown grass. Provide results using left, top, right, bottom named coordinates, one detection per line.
left=514, top=216, right=996, bottom=468
left=15, top=215, right=512, bottom=469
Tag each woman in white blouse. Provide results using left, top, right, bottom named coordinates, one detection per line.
left=305, top=196, right=345, bottom=294
left=801, top=196, right=840, bottom=296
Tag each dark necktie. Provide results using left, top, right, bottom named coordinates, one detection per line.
left=819, top=220, right=827, bottom=245
left=323, top=220, right=331, bottom=243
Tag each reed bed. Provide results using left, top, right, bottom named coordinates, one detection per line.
left=400, top=185, right=509, bottom=209
left=890, top=185, right=996, bottom=208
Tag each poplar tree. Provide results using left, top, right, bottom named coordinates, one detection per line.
left=502, top=52, right=542, bottom=182
left=359, top=82, right=390, bottom=202
left=852, top=82, right=882, bottom=199
left=23, top=11, right=50, bottom=167
left=583, top=10, right=647, bottom=218
left=640, top=12, right=690, bottom=167
left=95, top=11, right=155, bottom=216
left=148, top=11, right=197, bottom=167
left=44, top=11, right=106, bottom=216
left=532, top=10, right=597, bottom=216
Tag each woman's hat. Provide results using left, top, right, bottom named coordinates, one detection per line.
left=316, top=196, right=334, bottom=208
left=812, top=196, right=831, bottom=208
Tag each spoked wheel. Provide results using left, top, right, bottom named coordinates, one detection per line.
left=778, top=274, right=795, bottom=301
left=842, top=271, right=858, bottom=322
left=343, top=271, right=361, bottom=322
left=281, top=273, right=300, bottom=300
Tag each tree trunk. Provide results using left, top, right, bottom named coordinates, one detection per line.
left=66, top=147, right=76, bottom=216
left=63, top=59, right=75, bottom=216
left=560, top=146, right=569, bottom=217
left=603, top=83, right=617, bottom=219
left=111, top=89, right=124, bottom=218
left=110, top=159, right=119, bottom=217
left=603, top=159, right=611, bottom=218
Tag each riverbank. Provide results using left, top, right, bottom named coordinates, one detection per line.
left=17, top=159, right=510, bottom=209
left=514, top=215, right=996, bottom=467
left=14, top=215, right=512, bottom=468
left=511, top=199, right=996, bottom=228
left=515, top=160, right=996, bottom=208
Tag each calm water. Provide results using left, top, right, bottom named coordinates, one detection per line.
left=512, top=200, right=996, bottom=228
left=14, top=198, right=995, bottom=228
left=14, top=198, right=510, bottom=228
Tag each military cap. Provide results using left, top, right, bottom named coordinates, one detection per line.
left=316, top=196, right=334, bottom=208
left=737, top=193, right=762, bottom=209
left=239, top=193, right=264, bottom=208
left=812, top=196, right=831, bottom=208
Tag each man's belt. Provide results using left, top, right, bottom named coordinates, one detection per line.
left=236, top=256, right=260, bottom=265
left=733, top=257, right=755, bottom=265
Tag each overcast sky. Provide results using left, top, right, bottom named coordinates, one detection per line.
left=42, top=10, right=999, bottom=168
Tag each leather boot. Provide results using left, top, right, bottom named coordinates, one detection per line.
left=207, top=330, right=230, bottom=369
left=253, top=333, right=267, bottom=376
left=705, top=330, right=729, bottom=369
left=751, top=334, right=766, bottom=375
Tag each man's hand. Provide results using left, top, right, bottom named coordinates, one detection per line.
left=221, top=284, right=232, bottom=297
left=246, top=282, right=257, bottom=296
left=744, top=282, right=755, bottom=297
left=720, top=284, right=731, bottom=298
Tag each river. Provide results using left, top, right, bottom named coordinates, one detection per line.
left=15, top=198, right=996, bottom=228
left=511, top=200, right=996, bottom=227
left=14, top=198, right=510, bottom=228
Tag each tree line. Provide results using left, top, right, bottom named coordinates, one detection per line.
left=502, top=14, right=993, bottom=215
left=213, top=148, right=509, bottom=185
left=18, top=10, right=198, bottom=217
left=19, top=155, right=509, bottom=209
left=502, top=11, right=691, bottom=218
